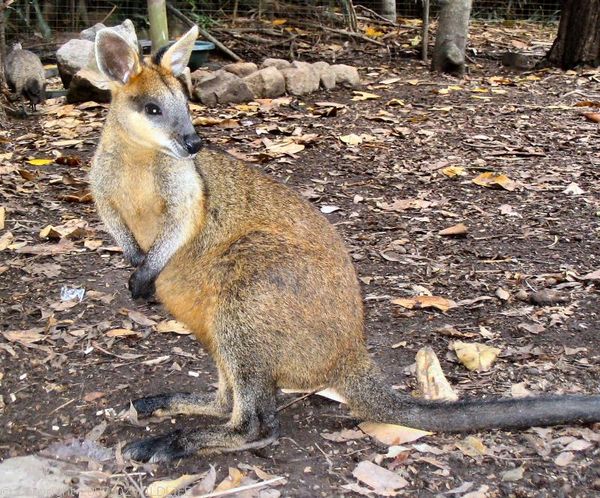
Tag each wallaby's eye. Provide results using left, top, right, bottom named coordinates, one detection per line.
left=144, top=103, right=162, bottom=116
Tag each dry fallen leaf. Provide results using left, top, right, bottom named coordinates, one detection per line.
left=26, top=158, right=54, bottom=166
left=321, top=428, right=366, bottom=442
left=146, top=474, right=204, bottom=498
left=554, top=451, right=575, bottom=467
left=352, top=460, right=408, bottom=494
left=0, top=207, right=5, bottom=230
left=501, top=466, right=525, bottom=482
left=351, top=91, right=380, bottom=101
left=456, top=435, right=489, bottom=457
left=2, top=328, right=45, bottom=345
left=391, top=296, right=457, bottom=312
left=415, top=346, right=458, bottom=401
left=440, top=166, right=466, bottom=178
left=582, top=112, right=600, bottom=123
left=452, top=341, right=501, bottom=372
left=155, top=320, right=192, bottom=335
left=472, top=172, right=517, bottom=191
left=105, top=328, right=142, bottom=338
left=438, top=223, right=468, bottom=236
left=359, top=421, right=432, bottom=445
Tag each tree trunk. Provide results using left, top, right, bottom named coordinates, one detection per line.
left=431, top=0, right=472, bottom=76
left=547, top=0, right=600, bottom=69
left=0, top=1, right=9, bottom=126
left=375, top=0, right=396, bottom=22
left=148, top=0, right=169, bottom=50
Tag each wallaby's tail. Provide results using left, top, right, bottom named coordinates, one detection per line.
left=336, top=366, right=600, bottom=432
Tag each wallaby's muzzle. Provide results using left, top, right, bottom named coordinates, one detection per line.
left=183, top=133, right=202, bottom=155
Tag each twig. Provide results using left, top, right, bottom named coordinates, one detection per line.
left=99, top=3, right=116, bottom=25
left=277, top=388, right=320, bottom=412
left=303, top=22, right=386, bottom=47
left=49, top=398, right=75, bottom=414
left=123, top=470, right=145, bottom=498
left=355, top=4, right=397, bottom=25
left=166, top=2, right=242, bottom=62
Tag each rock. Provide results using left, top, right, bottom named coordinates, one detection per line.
left=331, top=64, right=360, bottom=87
left=312, top=61, right=336, bottom=90
left=0, top=455, right=75, bottom=498
left=223, top=62, right=258, bottom=78
left=243, top=66, right=285, bottom=98
left=66, top=69, right=111, bottom=104
left=191, top=69, right=212, bottom=84
left=193, top=70, right=253, bottom=106
left=58, top=19, right=139, bottom=101
left=56, top=39, right=94, bottom=88
left=80, top=22, right=106, bottom=41
left=261, top=58, right=291, bottom=70
left=281, top=62, right=320, bottom=96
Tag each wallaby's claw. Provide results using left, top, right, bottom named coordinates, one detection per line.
left=128, top=266, right=156, bottom=299
left=123, top=430, right=187, bottom=463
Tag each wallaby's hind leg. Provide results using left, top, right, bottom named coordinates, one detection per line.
left=123, top=361, right=279, bottom=462
left=132, top=369, right=232, bottom=418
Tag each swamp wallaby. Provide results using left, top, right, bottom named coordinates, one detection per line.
left=5, top=43, right=46, bottom=112
left=90, top=25, right=600, bottom=463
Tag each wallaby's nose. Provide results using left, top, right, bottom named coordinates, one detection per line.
left=184, top=134, right=202, bottom=155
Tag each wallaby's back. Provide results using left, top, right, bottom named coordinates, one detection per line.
left=5, top=46, right=46, bottom=109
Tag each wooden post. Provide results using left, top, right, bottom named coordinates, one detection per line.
left=148, top=0, right=169, bottom=50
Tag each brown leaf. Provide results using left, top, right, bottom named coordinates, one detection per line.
left=155, top=319, right=192, bottom=335
left=452, top=341, right=501, bottom=372
left=582, top=112, right=600, bottom=123
left=391, top=296, right=457, bottom=312
left=456, top=435, right=489, bottom=457
left=439, top=223, right=468, bottom=236
left=359, top=421, right=431, bottom=445
left=352, top=461, right=408, bottom=494
left=472, top=172, right=517, bottom=191
left=415, top=347, right=458, bottom=401
left=2, top=328, right=45, bottom=345
left=321, top=428, right=366, bottom=442
left=126, top=309, right=157, bottom=327
left=554, top=451, right=575, bottom=467
left=105, top=328, right=142, bottom=338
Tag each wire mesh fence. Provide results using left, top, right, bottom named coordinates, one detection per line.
left=5, top=0, right=562, bottom=43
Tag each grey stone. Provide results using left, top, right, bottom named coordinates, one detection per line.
left=66, top=70, right=111, bottom=104
left=312, top=61, right=336, bottom=90
left=56, top=39, right=94, bottom=88
left=281, top=62, right=320, bottom=96
left=223, top=62, right=258, bottom=78
left=0, top=455, right=74, bottom=498
left=261, top=58, right=291, bottom=70
left=243, top=66, right=285, bottom=98
left=80, top=22, right=106, bottom=41
left=193, top=70, right=253, bottom=106
left=331, top=64, right=360, bottom=87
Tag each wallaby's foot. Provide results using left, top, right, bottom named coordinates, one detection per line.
left=123, top=425, right=279, bottom=463
left=128, top=266, right=156, bottom=299
left=123, top=429, right=187, bottom=462
left=132, top=392, right=231, bottom=418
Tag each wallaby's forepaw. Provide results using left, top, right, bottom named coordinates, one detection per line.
left=123, top=430, right=188, bottom=463
left=131, top=393, right=188, bottom=418
left=128, top=266, right=156, bottom=299
left=126, top=250, right=146, bottom=268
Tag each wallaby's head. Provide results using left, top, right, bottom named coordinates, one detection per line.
left=23, top=78, right=46, bottom=111
left=95, top=25, right=202, bottom=159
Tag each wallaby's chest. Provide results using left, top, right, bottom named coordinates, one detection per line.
left=113, top=168, right=165, bottom=252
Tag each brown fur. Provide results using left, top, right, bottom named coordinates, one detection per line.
left=90, top=26, right=600, bottom=464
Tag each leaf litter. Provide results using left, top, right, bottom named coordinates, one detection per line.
left=2, top=20, right=600, bottom=498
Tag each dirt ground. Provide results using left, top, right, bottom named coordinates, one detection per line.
left=1, top=22, right=600, bottom=498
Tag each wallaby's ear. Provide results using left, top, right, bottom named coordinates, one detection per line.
left=159, top=25, right=198, bottom=76
left=95, top=28, right=142, bottom=85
